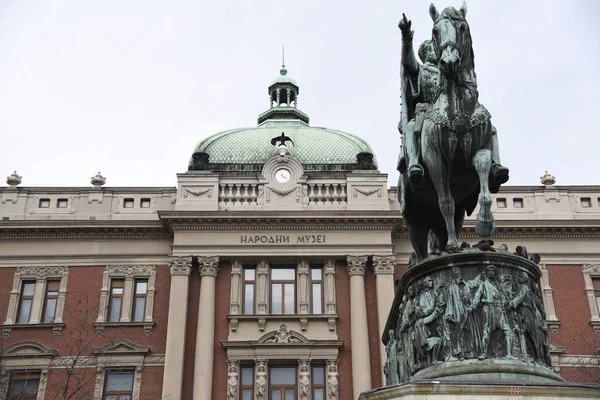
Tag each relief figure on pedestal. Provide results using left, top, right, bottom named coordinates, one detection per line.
left=414, top=276, right=443, bottom=369
left=471, top=265, right=514, bottom=359
left=398, top=285, right=417, bottom=376
left=444, top=266, right=482, bottom=360
left=384, top=329, right=400, bottom=385
left=509, top=271, right=551, bottom=365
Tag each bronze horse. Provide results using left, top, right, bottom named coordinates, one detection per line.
left=399, top=2, right=507, bottom=262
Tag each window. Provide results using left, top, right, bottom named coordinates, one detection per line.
left=109, top=279, right=124, bottom=322
left=103, top=371, right=134, bottom=400
left=311, top=265, right=323, bottom=314
left=581, top=197, right=592, bottom=208
left=38, top=199, right=50, bottom=208
left=4, top=266, right=69, bottom=335
left=271, top=267, right=295, bottom=315
left=496, top=198, right=506, bottom=208
left=42, top=280, right=60, bottom=323
left=96, top=265, right=157, bottom=333
left=123, top=198, right=134, bottom=208
left=57, top=198, right=68, bottom=208
left=8, top=373, right=40, bottom=399
left=140, top=198, right=151, bottom=208
left=132, top=280, right=147, bottom=322
left=312, top=365, right=325, bottom=400
left=270, top=367, right=296, bottom=400
left=243, top=266, right=256, bottom=315
left=17, top=281, right=35, bottom=324
left=240, top=366, right=254, bottom=400
left=513, top=198, right=524, bottom=208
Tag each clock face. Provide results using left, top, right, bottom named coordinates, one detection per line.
left=274, top=168, right=291, bottom=183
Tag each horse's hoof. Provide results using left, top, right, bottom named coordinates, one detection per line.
left=408, top=165, right=424, bottom=188
left=445, top=244, right=461, bottom=253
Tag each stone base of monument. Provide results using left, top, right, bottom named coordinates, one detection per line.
left=359, top=380, right=600, bottom=400
left=381, top=250, right=571, bottom=394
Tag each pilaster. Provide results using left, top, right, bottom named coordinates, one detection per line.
left=326, top=359, right=339, bottom=400
left=161, top=256, right=192, bottom=400
left=324, top=259, right=337, bottom=331
left=298, top=260, right=310, bottom=315
left=345, top=255, right=371, bottom=397
left=372, top=255, right=396, bottom=386
left=255, top=359, right=268, bottom=400
left=194, top=256, right=220, bottom=399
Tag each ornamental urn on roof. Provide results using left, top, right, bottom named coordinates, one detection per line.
left=6, top=171, right=22, bottom=187
left=540, top=171, right=556, bottom=187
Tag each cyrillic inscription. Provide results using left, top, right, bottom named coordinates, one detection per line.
left=240, top=235, right=326, bottom=244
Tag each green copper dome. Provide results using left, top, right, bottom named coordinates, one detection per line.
left=190, top=119, right=377, bottom=169
left=187, top=64, right=377, bottom=172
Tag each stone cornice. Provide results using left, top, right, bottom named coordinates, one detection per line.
left=394, top=220, right=600, bottom=239
left=0, top=221, right=171, bottom=241
left=159, top=210, right=401, bottom=231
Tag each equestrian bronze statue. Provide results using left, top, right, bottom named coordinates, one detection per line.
left=398, top=2, right=509, bottom=262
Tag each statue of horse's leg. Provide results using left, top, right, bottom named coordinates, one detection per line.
left=422, top=136, right=460, bottom=252
left=473, top=148, right=495, bottom=237
left=404, top=204, right=429, bottom=262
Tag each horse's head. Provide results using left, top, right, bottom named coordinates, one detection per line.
left=429, top=2, right=473, bottom=79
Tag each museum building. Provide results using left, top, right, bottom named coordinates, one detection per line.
left=0, top=66, right=599, bottom=400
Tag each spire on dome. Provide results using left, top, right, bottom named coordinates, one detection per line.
left=258, top=50, right=309, bottom=125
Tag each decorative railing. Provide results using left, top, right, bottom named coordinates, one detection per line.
left=303, top=182, right=347, bottom=206
left=218, top=183, right=262, bottom=207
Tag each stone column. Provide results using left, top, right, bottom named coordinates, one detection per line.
left=372, top=255, right=396, bottom=386
left=193, top=256, right=219, bottom=400
left=161, top=256, right=192, bottom=400
left=345, top=255, right=371, bottom=397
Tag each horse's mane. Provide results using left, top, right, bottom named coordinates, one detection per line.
left=437, top=7, right=475, bottom=70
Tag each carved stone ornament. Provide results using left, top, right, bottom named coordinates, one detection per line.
left=346, top=256, right=368, bottom=276
left=298, top=359, right=311, bottom=399
left=226, top=360, right=239, bottom=400
left=353, top=187, right=382, bottom=198
left=90, top=172, right=106, bottom=187
left=540, top=171, right=556, bottom=187
left=168, top=256, right=192, bottom=276
left=106, top=265, right=156, bottom=276
left=373, top=255, right=396, bottom=274
left=583, top=264, right=600, bottom=274
left=262, top=324, right=304, bottom=344
left=255, top=360, right=268, bottom=399
left=198, top=256, right=219, bottom=277
left=16, top=265, right=68, bottom=278
left=6, top=171, right=22, bottom=187
left=326, top=359, right=339, bottom=400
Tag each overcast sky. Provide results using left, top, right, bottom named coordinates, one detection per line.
left=1, top=0, right=598, bottom=188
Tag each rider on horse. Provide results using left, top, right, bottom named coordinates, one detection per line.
left=397, top=13, right=508, bottom=192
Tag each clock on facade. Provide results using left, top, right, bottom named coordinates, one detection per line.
left=274, top=168, right=291, bottom=183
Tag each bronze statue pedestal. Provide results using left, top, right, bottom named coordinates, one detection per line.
left=360, top=380, right=600, bottom=400
left=382, top=251, right=564, bottom=386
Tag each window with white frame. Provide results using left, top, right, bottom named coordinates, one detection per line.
left=582, top=264, right=600, bottom=334
left=3, top=266, right=69, bottom=337
left=0, top=342, right=55, bottom=399
left=95, top=265, right=156, bottom=334
left=92, top=339, right=147, bottom=400
left=270, top=266, right=296, bottom=315
left=229, top=260, right=337, bottom=331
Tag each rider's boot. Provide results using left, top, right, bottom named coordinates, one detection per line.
left=489, top=163, right=509, bottom=193
left=408, top=164, right=424, bottom=189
